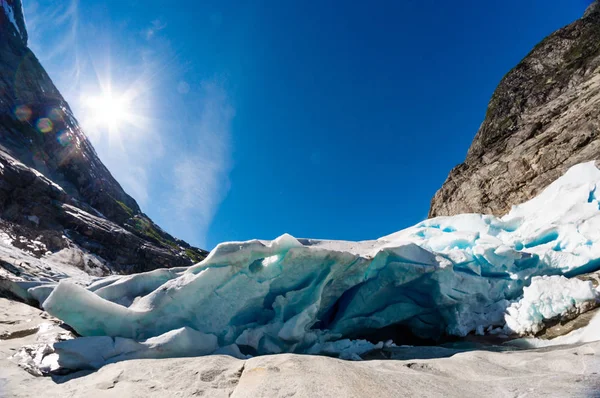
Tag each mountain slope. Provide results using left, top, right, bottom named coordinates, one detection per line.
left=430, top=1, right=600, bottom=218
left=0, top=0, right=207, bottom=278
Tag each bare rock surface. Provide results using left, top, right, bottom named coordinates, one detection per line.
left=1, top=298, right=600, bottom=398
left=430, top=1, right=600, bottom=218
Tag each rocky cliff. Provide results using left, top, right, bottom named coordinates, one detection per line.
left=430, top=1, right=600, bottom=218
left=0, top=0, right=207, bottom=277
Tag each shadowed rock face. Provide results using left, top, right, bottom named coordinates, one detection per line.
left=430, top=1, right=600, bottom=218
left=0, top=0, right=207, bottom=274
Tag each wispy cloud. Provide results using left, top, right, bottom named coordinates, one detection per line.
left=168, top=80, right=234, bottom=247
left=144, top=19, right=167, bottom=40
left=25, top=0, right=81, bottom=83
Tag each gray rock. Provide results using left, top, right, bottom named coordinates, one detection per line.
left=430, top=1, right=600, bottom=218
left=2, top=297, right=600, bottom=398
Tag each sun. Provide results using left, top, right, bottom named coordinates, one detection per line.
left=84, top=90, right=131, bottom=131
left=79, top=76, right=149, bottom=145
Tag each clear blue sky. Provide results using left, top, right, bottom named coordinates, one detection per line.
left=25, top=0, right=593, bottom=249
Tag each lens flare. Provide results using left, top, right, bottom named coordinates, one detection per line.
left=14, top=105, right=32, bottom=121
left=49, top=108, right=64, bottom=122
left=56, top=130, right=72, bottom=147
left=36, top=118, right=53, bottom=133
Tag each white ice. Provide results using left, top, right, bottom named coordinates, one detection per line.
left=37, top=161, right=600, bottom=367
left=504, top=275, right=598, bottom=335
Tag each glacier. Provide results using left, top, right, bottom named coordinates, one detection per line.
left=33, top=162, right=600, bottom=368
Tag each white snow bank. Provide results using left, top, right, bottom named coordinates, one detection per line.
left=505, top=275, right=598, bottom=335
left=37, top=162, right=600, bottom=367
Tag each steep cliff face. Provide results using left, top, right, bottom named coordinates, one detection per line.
left=430, top=1, right=600, bottom=218
left=0, top=0, right=207, bottom=275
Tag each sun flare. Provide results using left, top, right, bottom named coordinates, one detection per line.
left=84, top=91, right=131, bottom=130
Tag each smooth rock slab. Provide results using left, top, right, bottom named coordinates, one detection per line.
left=2, top=345, right=600, bottom=397
left=2, top=298, right=600, bottom=398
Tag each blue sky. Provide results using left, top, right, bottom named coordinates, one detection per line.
left=24, top=0, right=593, bottom=249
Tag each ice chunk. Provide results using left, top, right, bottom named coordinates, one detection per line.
left=505, top=275, right=599, bottom=335
left=52, top=327, right=218, bottom=370
left=93, top=268, right=181, bottom=307
left=52, top=336, right=144, bottom=370
left=44, top=282, right=143, bottom=338
left=28, top=284, right=56, bottom=304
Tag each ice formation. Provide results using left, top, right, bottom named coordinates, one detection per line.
left=505, top=275, right=598, bottom=335
left=41, top=327, right=220, bottom=371
left=34, top=162, right=600, bottom=366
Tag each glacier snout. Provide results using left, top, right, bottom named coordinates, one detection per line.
left=40, top=162, right=600, bottom=366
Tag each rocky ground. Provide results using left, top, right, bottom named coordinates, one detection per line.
left=1, top=297, right=600, bottom=398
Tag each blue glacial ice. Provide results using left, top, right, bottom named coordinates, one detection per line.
left=39, top=162, right=600, bottom=366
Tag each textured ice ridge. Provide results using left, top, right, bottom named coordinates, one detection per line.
left=40, top=162, right=600, bottom=365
